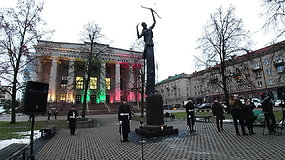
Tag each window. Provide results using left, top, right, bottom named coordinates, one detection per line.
left=76, top=77, right=84, bottom=89
left=266, top=69, right=272, bottom=75
left=90, top=77, right=97, bottom=90
left=61, top=76, right=67, bottom=88
left=277, top=66, right=284, bottom=73
left=105, top=78, right=111, bottom=90
left=255, top=71, right=261, bottom=78
left=264, top=58, right=270, bottom=65
left=268, top=79, right=274, bottom=85
left=245, top=74, right=250, bottom=79
left=60, top=94, right=66, bottom=101
left=257, top=81, right=262, bottom=87
left=253, top=62, right=260, bottom=69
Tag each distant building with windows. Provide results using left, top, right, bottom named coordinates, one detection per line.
left=0, top=84, right=11, bottom=102
left=34, top=40, right=144, bottom=104
left=156, top=40, right=285, bottom=105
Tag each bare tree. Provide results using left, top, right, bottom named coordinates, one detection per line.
left=196, top=6, right=252, bottom=107
left=80, top=21, right=108, bottom=118
left=130, top=39, right=145, bottom=117
left=262, top=0, right=285, bottom=41
left=0, top=0, right=52, bottom=124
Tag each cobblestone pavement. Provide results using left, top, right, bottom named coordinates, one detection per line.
left=35, top=114, right=285, bottom=160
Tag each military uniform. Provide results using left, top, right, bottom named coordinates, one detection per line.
left=185, top=100, right=195, bottom=132
left=118, top=100, right=132, bottom=142
left=67, top=107, right=79, bottom=135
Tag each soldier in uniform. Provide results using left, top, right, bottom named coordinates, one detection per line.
left=67, top=105, right=79, bottom=135
left=185, top=98, right=195, bottom=132
left=118, top=98, right=132, bottom=142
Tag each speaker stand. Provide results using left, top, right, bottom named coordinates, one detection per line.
left=29, top=114, right=35, bottom=160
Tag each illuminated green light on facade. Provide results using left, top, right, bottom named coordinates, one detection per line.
left=81, top=89, right=91, bottom=103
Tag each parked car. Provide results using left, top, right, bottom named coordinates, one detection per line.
left=274, top=99, right=282, bottom=107
left=163, top=105, right=173, bottom=110
left=197, top=103, right=212, bottom=110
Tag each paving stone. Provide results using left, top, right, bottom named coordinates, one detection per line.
left=35, top=115, right=285, bottom=160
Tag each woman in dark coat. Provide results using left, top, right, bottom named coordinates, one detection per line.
left=212, top=99, right=224, bottom=132
left=67, top=106, right=79, bottom=135
left=243, top=98, right=255, bottom=135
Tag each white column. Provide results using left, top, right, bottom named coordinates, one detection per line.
left=67, top=59, right=75, bottom=103
left=129, top=64, right=135, bottom=102
left=100, top=62, right=106, bottom=103
left=48, top=58, right=58, bottom=102
left=36, top=57, right=42, bottom=81
left=115, top=63, right=121, bottom=102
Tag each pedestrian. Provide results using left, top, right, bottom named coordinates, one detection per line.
left=67, top=105, right=79, bottom=135
left=47, top=108, right=52, bottom=120
left=185, top=98, right=195, bottom=132
left=118, top=98, right=132, bottom=142
left=244, top=98, right=256, bottom=135
left=54, top=109, right=58, bottom=120
left=212, top=99, right=224, bottom=132
left=261, top=92, right=277, bottom=134
left=229, top=94, right=248, bottom=136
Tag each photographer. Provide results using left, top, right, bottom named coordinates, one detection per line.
left=261, top=92, right=277, bottom=134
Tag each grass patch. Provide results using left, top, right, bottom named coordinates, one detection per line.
left=0, top=120, right=68, bottom=140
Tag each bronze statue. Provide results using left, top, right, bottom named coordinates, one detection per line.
left=136, top=8, right=156, bottom=95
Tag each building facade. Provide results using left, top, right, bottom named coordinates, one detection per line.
left=34, top=40, right=144, bottom=104
left=156, top=73, right=190, bottom=105
left=156, top=40, right=285, bottom=105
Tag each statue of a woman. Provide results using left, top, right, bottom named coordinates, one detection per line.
left=136, top=9, right=156, bottom=95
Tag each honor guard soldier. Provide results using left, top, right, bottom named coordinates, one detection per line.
left=67, top=105, right=79, bottom=135
left=118, top=98, right=132, bottom=142
left=185, top=98, right=195, bottom=132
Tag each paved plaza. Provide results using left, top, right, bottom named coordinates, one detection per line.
left=32, top=114, right=285, bottom=160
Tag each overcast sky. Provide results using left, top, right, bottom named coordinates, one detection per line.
left=0, top=0, right=279, bottom=82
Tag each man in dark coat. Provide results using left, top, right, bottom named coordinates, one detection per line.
left=261, top=92, right=277, bottom=134
left=185, top=98, right=195, bottom=132
left=212, top=99, right=224, bottom=132
left=67, top=105, right=79, bottom=135
left=230, top=95, right=248, bottom=136
left=118, top=98, right=132, bottom=142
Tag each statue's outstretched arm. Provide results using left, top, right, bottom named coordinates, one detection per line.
left=136, top=24, right=141, bottom=39
left=150, top=9, right=156, bottom=29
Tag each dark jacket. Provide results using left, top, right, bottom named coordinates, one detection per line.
left=212, top=102, right=224, bottom=118
left=67, top=109, right=78, bottom=129
left=185, top=100, right=195, bottom=126
left=261, top=96, right=274, bottom=113
left=118, top=103, right=132, bottom=133
left=243, top=102, right=255, bottom=120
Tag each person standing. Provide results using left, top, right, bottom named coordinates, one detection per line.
left=229, top=95, right=248, bottom=136
left=67, top=106, right=79, bottom=135
left=261, top=92, right=277, bottom=134
left=118, top=98, right=132, bottom=142
left=244, top=98, right=256, bottom=135
left=212, top=99, right=224, bottom=132
left=47, top=108, right=52, bottom=120
left=185, top=98, right=195, bottom=132
left=54, top=109, right=58, bottom=120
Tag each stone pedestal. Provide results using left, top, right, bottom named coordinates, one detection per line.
left=135, top=94, right=178, bottom=138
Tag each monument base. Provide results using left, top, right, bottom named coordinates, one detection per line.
left=135, top=124, right=178, bottom=138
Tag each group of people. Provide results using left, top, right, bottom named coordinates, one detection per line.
left=47, top=108, right=58, bottom=120
left=184, top=92, right=278, bottom=136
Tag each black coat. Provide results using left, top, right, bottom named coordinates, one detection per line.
left=212, top=102, right=224, bottom=118
left=243, top=103, right=255, bottom=120
left=118, top=104, right=132, bottom=133
left=185, top=101, right=195, bottom=126
left=67, top=109, right=78, bottom=129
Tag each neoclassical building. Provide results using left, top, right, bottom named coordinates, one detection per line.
left=34, top=40, right=143, bottom=104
